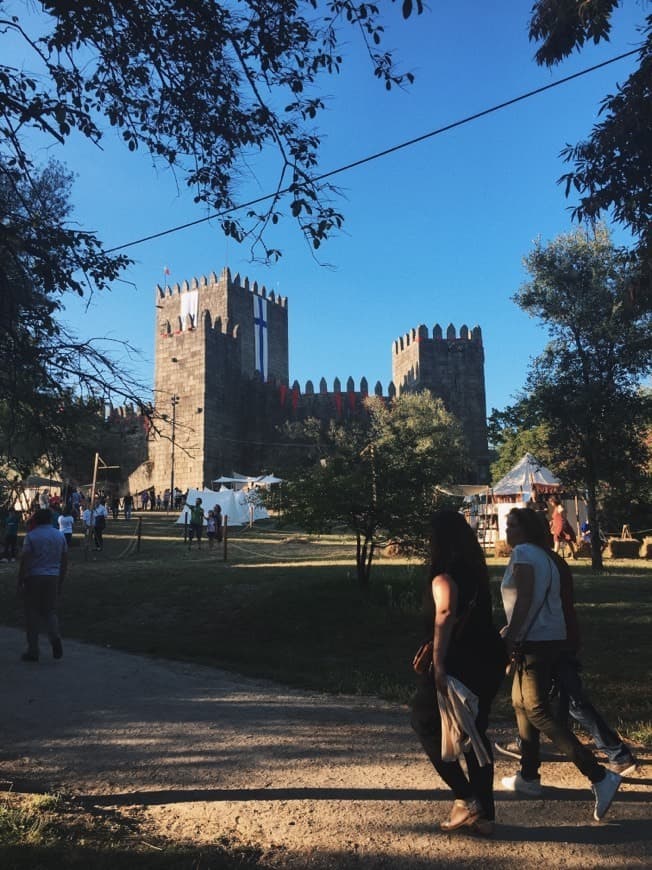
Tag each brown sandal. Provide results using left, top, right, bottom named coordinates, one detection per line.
left=440, top=799, right=481, bottom=832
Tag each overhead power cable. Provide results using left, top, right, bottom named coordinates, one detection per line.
left=104, top=48, right=638, bottom=255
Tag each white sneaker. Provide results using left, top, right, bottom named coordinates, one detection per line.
left=501, top=772, right=543, bottom=797
left=592, top=769, right=621, bottom=821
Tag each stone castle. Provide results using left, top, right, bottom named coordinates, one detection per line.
left=126, top=268, right=489, bottom=494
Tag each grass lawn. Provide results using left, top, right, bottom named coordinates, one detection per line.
left=0, top=792, right=263, bottom=869
left=1, top=512, right=650, bottom=742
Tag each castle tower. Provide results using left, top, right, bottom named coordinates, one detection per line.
left=392, top=323, right=489, bottom=481
left=137, top=268, right=289, bottom=493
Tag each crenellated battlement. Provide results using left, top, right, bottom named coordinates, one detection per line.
left=393, top=323, right=482, bottom=353
left=290, top=376, right=395, bottom=398
left=155, top=266, right=287, bottom=308
left=106, top=403, right=147, bottom=420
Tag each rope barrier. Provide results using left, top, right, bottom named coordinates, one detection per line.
left=226, top=539, right=342, bottom=563
left=602, top=529, right=652, bottom=539
left=114, top=520, right=143, bottom=560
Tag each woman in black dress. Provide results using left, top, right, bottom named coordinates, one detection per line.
left=411, top=510, right=507, bottom=836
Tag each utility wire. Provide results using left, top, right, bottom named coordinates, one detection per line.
left=104, top=48, right=639, bottom=255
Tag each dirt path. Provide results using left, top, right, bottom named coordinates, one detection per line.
left=1, top=626, right=649, bottom=868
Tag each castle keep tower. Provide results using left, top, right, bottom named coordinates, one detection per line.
left=147, top=268, right=288, bottom=491
left=393, top=323, right=489, bottom=481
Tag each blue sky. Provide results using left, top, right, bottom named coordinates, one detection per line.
left=7, top=1, right=646, bottom=412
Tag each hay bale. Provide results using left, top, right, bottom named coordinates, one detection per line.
left=639, top=537, right=652, bottom=559
left=605, top=538, right=641, bottom=559
left=575, top=541, right=591, bottom=558
left=381, top=541, right=404, bottom=559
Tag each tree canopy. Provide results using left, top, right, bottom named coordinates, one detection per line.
left=0, top=0, right=420, bottom=476
left=513, top=225, right=652, bottom=567
left=1, top=0, right=420, bottom=260
left=280, top=392, right=468, bottom=586
left=528, top=2, right=652, bottom=301
left=0, top=159, right=149, bottom=475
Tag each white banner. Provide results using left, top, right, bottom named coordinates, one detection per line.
left=180, top=290, right=199, bottom=329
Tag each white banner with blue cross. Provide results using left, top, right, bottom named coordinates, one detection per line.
left=253, top=295, right=268, bottom=380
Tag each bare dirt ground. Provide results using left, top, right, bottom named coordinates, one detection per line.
left=1, top=626, right=650, bottom=868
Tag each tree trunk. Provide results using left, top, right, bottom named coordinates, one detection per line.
left=355, top=531, right=375, bottom=588
left=586, top=471, right=603, bottom=571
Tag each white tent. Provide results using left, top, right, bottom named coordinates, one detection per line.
left=492, top=453, right=561, bottom=500
left=235, top=488, right=269, bottom=523
left=175, top=487, right=269, bottom=526
left=256, top=474, right=283, bottom=486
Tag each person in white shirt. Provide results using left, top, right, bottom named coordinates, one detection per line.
left=500, top=507, right=621, bottom=821
left=58, top=509, right=75, bottom=546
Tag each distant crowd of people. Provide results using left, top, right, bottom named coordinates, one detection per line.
left=1, top=485, right=190, bottom=563
left=137, top=486, right=185, bottom=512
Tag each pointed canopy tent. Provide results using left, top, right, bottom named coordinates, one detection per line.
left=491, top=453, right=561, bottom=502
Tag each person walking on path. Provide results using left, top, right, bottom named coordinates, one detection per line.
left=2, top=508, right=20, bottom=561
left=188, top=498, right=205, bottom=550
left=93, top=500, right=108, bottom=551
left=411, top=511, right=507, bottom=836
left=548, top=496, right=577, bottom=559
left=58, top=508, right=75, bottom=547
left=123, top=493, right=134, bottom=520
left=500, top=507, right=621, bottom=821
left=495, top=548, right=637, bottom=775
left=17, top=508, right=67, bottom=662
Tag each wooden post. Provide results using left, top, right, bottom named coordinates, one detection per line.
left=84, top=452, right=100, bottom=561
left=223, top=515, right=228, bottom=561
left=136, top=516, right=142, bottom=553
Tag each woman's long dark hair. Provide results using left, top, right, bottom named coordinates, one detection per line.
left=428, top=510, right=491, bottom=614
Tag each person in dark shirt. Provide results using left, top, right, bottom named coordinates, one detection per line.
left=2, top=508, right=20, bottom=561
left=411, top=510, right=507, bottom=836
